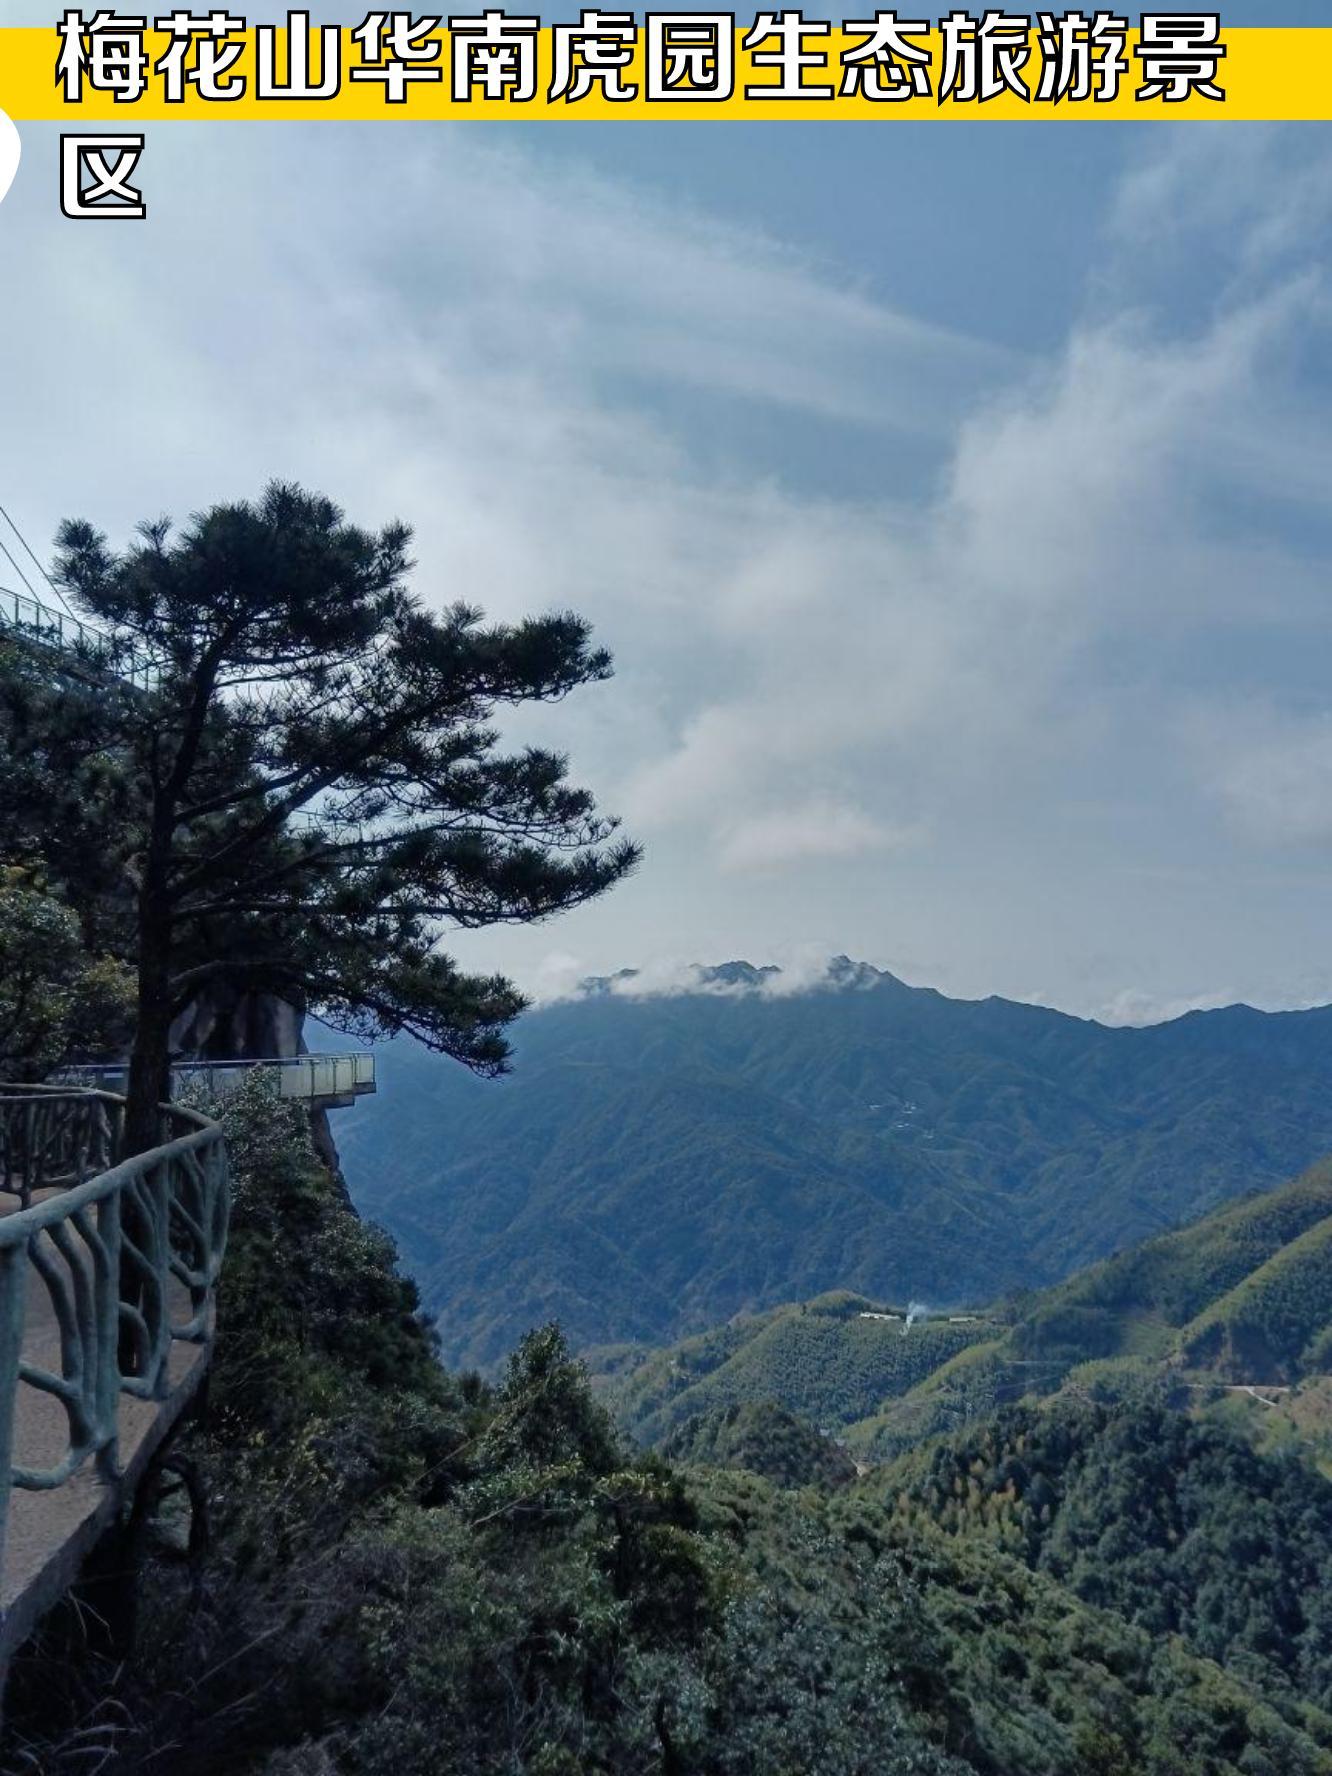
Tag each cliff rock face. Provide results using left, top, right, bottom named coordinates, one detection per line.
left=170, top=985, right=344, bottom=1181
left=170, top=987, right=304, bottom=1063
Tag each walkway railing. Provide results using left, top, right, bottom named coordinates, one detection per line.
left=0, top=1086, right=228, bottom=1581
left=0, top=583, right=159, bottom=692
left=61, top=1053, right=376, bottom=1103
left=0, top=1089, right=123, bottom=1209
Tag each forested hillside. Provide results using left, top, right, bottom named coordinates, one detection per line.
left=334, top=966, right=1332, bottom=1366
left=878, top=1395, right=1332, bottom=1717
left=600, top=1290, right=995, bottom=1445
left=15, top=1083, right=1332, bottom=1776
left=609, top=1161, right=1332, bottom=1463
left=659, top=1399, right=859, bottom=1488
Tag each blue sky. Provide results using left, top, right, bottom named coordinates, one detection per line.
left=2, top=16, right=1332, bottom=1021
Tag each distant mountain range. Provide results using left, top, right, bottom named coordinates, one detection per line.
left=334, top=959, right=1332, bottom=1369
left=606, top=1157, right=1332, bottom=1467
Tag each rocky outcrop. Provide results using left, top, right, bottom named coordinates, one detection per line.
left=169, top=985, right=345, bottom=1183
left=169, top=986, right=304, bottom=1063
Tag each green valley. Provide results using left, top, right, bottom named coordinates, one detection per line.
left=606, top=1158, right=1332, bottom=1467
left=336, top=968, right=1332, bottom=1369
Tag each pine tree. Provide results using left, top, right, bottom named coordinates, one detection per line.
left=4, top=482, right=637, bottom=1151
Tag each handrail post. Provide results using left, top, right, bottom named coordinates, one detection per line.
left=0, top=1244, right=31, bottom=1590
left=93, top=1187, right=122, bottom=1481
left=147, top=1160, right=173, bottom=1400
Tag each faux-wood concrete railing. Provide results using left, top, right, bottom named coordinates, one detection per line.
left=0, top=1087, right=229, bottom=1598
left=0, top=1087, right=123, bottom=1209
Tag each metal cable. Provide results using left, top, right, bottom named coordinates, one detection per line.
left=0, top=502, right=77, bottom=618
left=0, top=533, right=38, bottom=600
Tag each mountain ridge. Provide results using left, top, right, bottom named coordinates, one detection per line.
left=334, top=962, right=1332, bottom=1368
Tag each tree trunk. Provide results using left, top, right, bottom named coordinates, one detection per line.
left=124, top=900, right=173, bottom=1157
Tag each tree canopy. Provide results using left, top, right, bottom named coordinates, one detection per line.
left=0, top=481, right=637, bottom=1146
left=0, top=875, right=133, bottom=1077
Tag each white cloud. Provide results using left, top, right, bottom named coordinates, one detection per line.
left=525, top=945, right=898, bottom=1006
left=5, top=122, right=1332, bottom=1015
left=11, top=132, right=1327, bottom=872
left=717, top=800, right=915, bottom=874
left=627, top=254, right=1332, bottom=867
left=1207, top=716, right=1332, bottom=848
left=1109, top=126, right=1332, bottom=287
left=0, top=124, right=1013, bottom=814
left=1091, top=987, right=1240, bottom=1028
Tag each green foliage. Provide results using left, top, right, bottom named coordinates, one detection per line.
left=610, top=1297, right=991, bottom=1446
left=609, top=1160, right=1332, bottom=1470
left=198, top=1073, right=471, bottom=1558
left=3, top=484, right=636, bottom=1147
left=0, top=877, right=133, bottom=1074
left=11, top=1089, right=1332, bottom=1776
left=879, top=1394, right=1332, bottom=1717
left=0, top=636, right=138, bottom=962
left=480, top=1323, right=625, bottom=1476
left=691, top=1471, right=1332, bottom=1776
left=335, top=982, right=1332, bottom=1367
left=8, top=1089, right=721, bottom=1773
left=660, top=1401, right=858, bottom=1489
left=1180, top=1217, right=1332, bottom=1380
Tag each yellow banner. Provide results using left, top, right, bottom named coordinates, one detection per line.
left=2, top=20, right=1331, bottom=122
